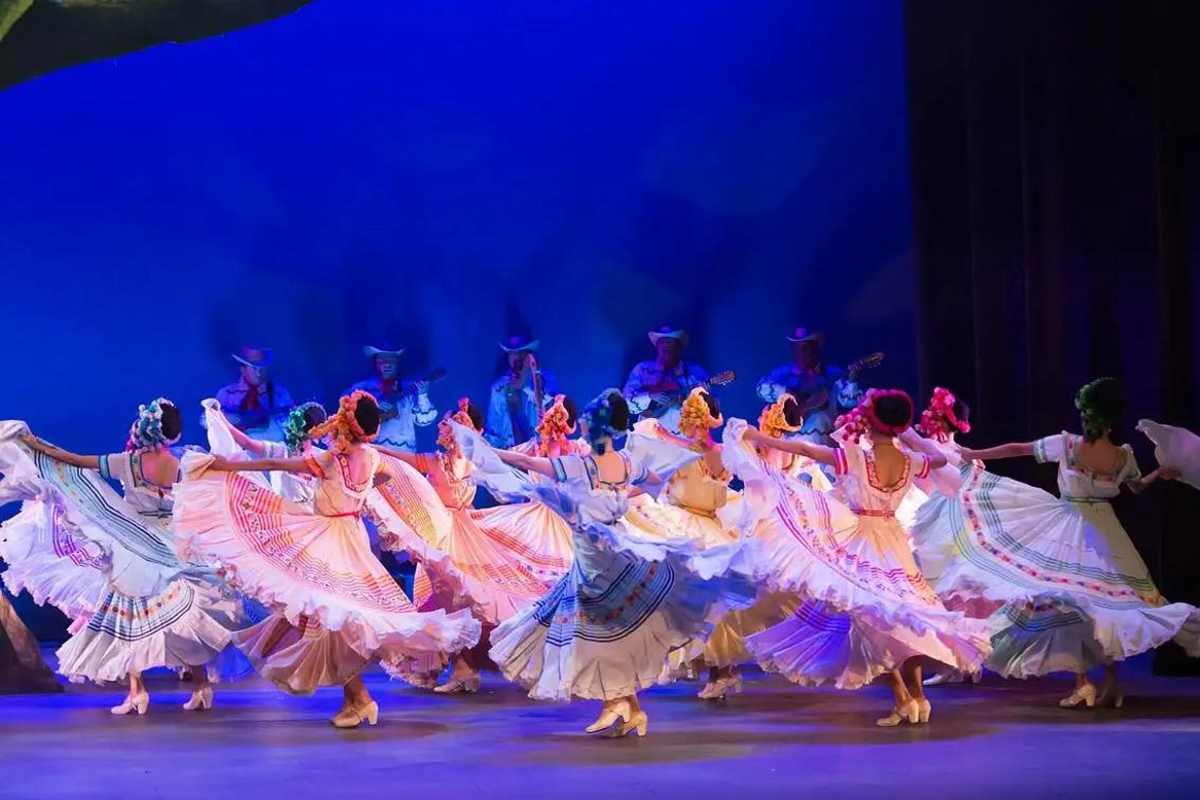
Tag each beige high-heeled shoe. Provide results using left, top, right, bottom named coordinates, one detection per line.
left=923, top=670, right=961, bottom=686
left=616, top=710, right=649, bottom=738
left=434, top=675, right=481, bottom=695
left=332, top=700, right=380, bottom=728
left=111, top=691, right=150, bottom=716
left=702, top=674, right=743, bottom=701
left=916, top=697, right=931, bottom=723
left=1059, top=683, right=1097, bottom=708
left=585, top=700, right=631, bottom=734
left=182, top=685, right=214, bottom=711
left=875, top=699, right=920, bottom=727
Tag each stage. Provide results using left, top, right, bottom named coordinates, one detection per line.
left=2, top=656, right=1198, bottom=800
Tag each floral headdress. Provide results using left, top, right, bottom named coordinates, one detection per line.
left=125, top=398, right=181, bottom=451
left=308, top=390, right=377, bottom=453
left=437, top=397, right=476, bottom=454
left=679, top=387, right=723, bottom=440
left=536, top=394, right=575, bottom=456
left=758, top=394, right=804, bottom=439
left=282, top=401, right=327, bottom=454
left=916, top=387, right=970, bottom=442
left=582, top=388, right=626, bottom=455
left=835, top=388, right=913, bottom=445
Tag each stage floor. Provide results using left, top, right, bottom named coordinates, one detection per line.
left=3, top=657, right=1200, bottom=800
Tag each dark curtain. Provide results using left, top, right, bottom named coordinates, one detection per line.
left=904, top=0, right=1200, bottom=673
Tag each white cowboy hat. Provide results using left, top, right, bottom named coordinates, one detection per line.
left=232, top=345, right=274, bottom=368
left=498, top=334, right=540, bottom=353
left=785, top=326, right=825, bottom=345
left=363, top=344, right=405, bottom=359
left=647, top=325, right=688, bottom=347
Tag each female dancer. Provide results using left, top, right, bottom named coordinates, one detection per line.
left=369, top=398, right=570, bottom=693
left=950, top=378, right=1198, bottom=707
left=692, top=394, right=837, bottom=700
left=455, top=388, right=756, bottom=737
left=5, top=400, right=235, bottom=714
left=902, top=388, right=992, bottom=685
left=172, top=391, right=481, bottom=727
left=729, top=389, right=991, bottom=726
left=621, top=388, right=807, bottom=700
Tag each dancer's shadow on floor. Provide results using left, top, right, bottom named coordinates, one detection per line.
left=496, top=718, right=1001, bottom=767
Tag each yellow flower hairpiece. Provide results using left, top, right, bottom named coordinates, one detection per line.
left=679, top=387, right=723, bottom=439
left=758, top=393, right=803, bottom=438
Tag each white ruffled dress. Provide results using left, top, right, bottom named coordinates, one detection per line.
left=720, top=420, right=992, bottom=689
left=912, top=431, right=1200, bottom=677
left=171, top=441, right=481, bottom=694
left=0, top=421, right=237, bottom=683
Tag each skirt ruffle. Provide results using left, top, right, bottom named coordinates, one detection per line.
left=373, top=500, right=570, bottom=628
left=54, top=579, right=233, bottom=684
left=489, top=526, right=757, bottom=701
left=740, top=472, right=991, bottom=687
left=913, top=466, right=1200, bottom=674
left=0, top=500, right=108, bottom=628
left=624, top=495, right=740, bottom=549
left=232, top=613, right=370, bottom=694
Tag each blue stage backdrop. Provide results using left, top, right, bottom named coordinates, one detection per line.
left=1, top=1, right=912, bottom=629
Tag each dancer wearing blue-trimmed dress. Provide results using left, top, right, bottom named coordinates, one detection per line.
left=2, top=400, right=237, bottom=715
left=454, top=389, right=756, bottom=738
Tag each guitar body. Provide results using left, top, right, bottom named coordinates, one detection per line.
left=378, top=368, right=448, bottom=421
left=640, top=370, right=736, bottom=418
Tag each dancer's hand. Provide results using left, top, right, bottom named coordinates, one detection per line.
left=209, top=455, right=234, bottom=471
left=954, top=444, right=984, bottom=462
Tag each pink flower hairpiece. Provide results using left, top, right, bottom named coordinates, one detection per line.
left=835, top=388, right=913, bottom=444
left=917, top=387, right=970, bottom=442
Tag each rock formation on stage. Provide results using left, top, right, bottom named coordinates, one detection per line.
left=0, top=593, right=61, bottom=693
left=0, top=0, right=313, bottom=90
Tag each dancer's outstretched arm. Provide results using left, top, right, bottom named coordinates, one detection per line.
left=18, top=433, right=100, bottom=469
left=496, top=449, right=556, bottom=479
left=638, top=418, right=692, bottom=450
left=374, top=446, right=425, bottom=470
left=1127, top=466, right=1181, bottom=494
left=741, top=428, right=838, bottom=467
left=897, top=428, right=949, bottom=470
left=956, top=442, right=1035, bottom=462
left=206, top=454, right=321, bottom=475
left=224, top=424, right=271, bottom=457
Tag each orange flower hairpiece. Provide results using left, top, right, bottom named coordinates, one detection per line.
left=679, top=387, right=723, bottom=440
left=451, top=397, right=474, bottom=428
left=536, top=394, right=575, bottom=455
left=438, top=397, right=476, bottom=453
left=758, top=394, right=803, bottom=438
left=309, top=390, right=378, bottom=453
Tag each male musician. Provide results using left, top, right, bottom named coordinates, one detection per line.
left=345, top=342, right=436, bottom=452
left=214, top=345, right=294, bottom=441
left=623, top=324, right=710, bottom=433
left=755, top=326, right=868, bottom=446
left=485, top=333, right=559, bottom=448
